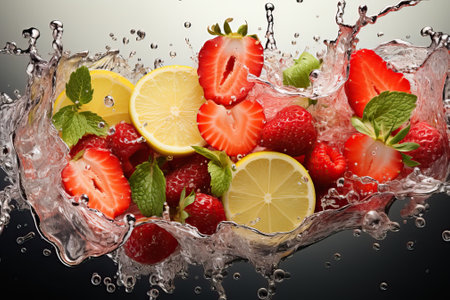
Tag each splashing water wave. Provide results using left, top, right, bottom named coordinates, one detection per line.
left=0, top=1, right=449, bottom=298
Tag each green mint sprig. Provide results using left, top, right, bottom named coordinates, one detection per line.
left=351, top=91, right=420, bottom=167
left=192, top=146, right=233, bottom=197
left=178, top=188, right=195, bottom=223
left=52, top=66, right=108, bottom=147
left=129, top=156, right=166, bottom=217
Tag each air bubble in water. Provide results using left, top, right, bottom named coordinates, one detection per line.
left=16, top=231, right=35, bottom=244
left=324, top=261, right=331, bottom=268
left=442, top=230, right=450, bottom=241
left=415, top=217, right=426, bottom=228
left=106, top=283, right=116, bottom=293
left=333, top=253, right=341, bottom=261
left=42, top=248, right=52, bottom=256
left=257, top=287, right=269, bottom=299
left=91, top=273, right=102, bottom=285
left=273, top=269, right=285, bottom=282
left=148, top=288, right=159, bottom=298
left=406, top=241, right=415, bottom=250
left=104, top=95, right=115, bottom=107
left=379, top=282, right=388, bottom=291
left=372, top=242, right=380, bottom=251
left=233, top=272, right=241, bottom=280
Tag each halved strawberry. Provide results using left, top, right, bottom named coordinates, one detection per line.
left=197, top=99, right=265, bottom=156
left=61, top=148, right=131, bottom=219
left=344, top=133, right=403, bottom=183
left=345, top=49, right=411, bottom=117
left=197, top=19, right=264, bottom=106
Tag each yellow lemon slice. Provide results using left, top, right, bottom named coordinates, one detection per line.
left=53, top=69, right=134, bottom=126
left=222, top=151, right=316, bottom=234
left=129, top=65, right=206, bottom=156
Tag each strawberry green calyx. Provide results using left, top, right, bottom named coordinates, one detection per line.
left=351, top=91, right=420, bottom=166
left=178, top=188, right=195, bottom=224
left=207, top=18, right=259, bottom=40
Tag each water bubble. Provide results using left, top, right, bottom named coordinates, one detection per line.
left=106, top=283, right=116, bottom=293
left=169, top=51, right=177, bottom=58
left=184, top=22, right=192, bottom=28
left=442, top=230, right=450, bottom=241
left=333, top=253, right=342, bottom=261
left=16, top=231, right=35, bottom=245
left=379, top=282, right=388, bottom=291
left=406, top=241, right=415, bottom=250
left=103, top=277, right=112, bottom=285
left=309, top=70, right=320, bottom=82
left=130, top=29, right=136, bottom=34
left=257, top=287, right=269, bottom=299
left=20, top=247, right=27, bottom=253
left=42, top=248, right=52, bottom=256
left=415, top=217, right=426, bottom=228
left=273, top=269, right=285, bottom=282
left=194, top=286, right=202, bottom=294
left=265, top=3, right=274, bottom=11
left=372, top=242, right=381, bottom=251
left=150, top=43, right=158, bottom=49
left=148, top=288, right=159, bottom=298
left=291, top=40, right=297, bottom=45
left=98, top=121, right=106, bottom=129
left=136, top=30, right=146, bottom=41
left=313, top=35, right=320, bottom=42
left=154, top=58, right=164, bottom=69
left=123, top=37, right=129, bottom=45
left=233, top=272, right=241, bottom=280
left=353, top=229, right=361, bottom=237
left=104, top=95, right=115, bottom=107
left=377, top=32, right=384, bottom=37
left=363, top=210, right=382, bottom=229
left=294, top=33, right=299, bottom=38
left=421, top=26, right=433, bottom=36
left=91, top=273, right=102, bottom=285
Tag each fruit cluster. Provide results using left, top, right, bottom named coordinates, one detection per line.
left=54, top=19, right=445, bottom=265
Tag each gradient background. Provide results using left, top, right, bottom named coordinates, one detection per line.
left=0, top=0, right=449, bottom=299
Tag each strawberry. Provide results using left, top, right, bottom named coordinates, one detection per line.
left=345, top=49, right=411, bottom=117
left=197, top=19, right=264, bottom=106
left=107, top=122, right=153, bottom=178
left=344, top=133, right=403, bottom=183
left=179, top=192, right=227, bottom=235
left=401, top=121, right=445, bottom=169
left=165, top=154, right=211, bottom=208
left=197, top=99, right=265, bottom=156
left=259, top=105, right=317, bottom=156
left=123, top=220, right=178, bottom=265
left=305, top=142, right=346, bottom=188
left=61, top=148, right=131, bottom=219
left=69, top=134, right=108, bottom=157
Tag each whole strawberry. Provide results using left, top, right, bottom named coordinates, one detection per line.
left=123, top=220, right=178, bottom=265
left=179, top=192, right=227, bottom=235
left=260, top=105, right=317, bottom=156
left=165, top=154, right=211, bottom=208
left=107, top=122, right=153, bottom=177
left=401, top=121, right=445, bottom=169
left=69, top=134, right=108, bottom=157
left=305, top=142, right=346, bottom=188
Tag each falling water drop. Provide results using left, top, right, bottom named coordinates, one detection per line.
left=415, top=217, right=426, bottom=228
left=184, top=22, right=192, bottom=28
left=104, top=95, right=115, bottom=107
left=379, top=282, right=388, bottom=291
left=91, top=273, right=102, bottom=285
left=194, top=286, right=202, bottom=294
left=257, top=287, right=269, bottom=299
left=442, top=230, right=450, bottom=241
left=406, top=241, right=415, bottom=250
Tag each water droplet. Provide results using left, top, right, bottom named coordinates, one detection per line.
left=273, top=269, right=285, bottom=282
left=265, top=3, right=274, bottom=11
left=233, top=272, right=241, bottom=280
left=123, top=37, right=129, bottom=45
left=130, top=29, right=136, bottom=34
left=324, top=261, right=332, bottom=268
left=415, top=217, right=426, bottom=228
left=20, top=247, right=27, bottom=253
left=103, top=277, right=112, bottom=285
left=184, top=21, right=191, bottom=28
left=309, top=70, right=320, bottom=82
left=148, top=288, right=159, bottom=298
left=136, top=30, right=146, bottom=41
left=106, top=283, right=116, bottom=293
left=104, top=95, right=115, bottom=107
left=406, top=241, right=415, bottom=250
left=150, top=43, right=158, bottom=49
left=257, top=287, right=269, bottom=299
left=169, top=51, right=177, bottom=58
left=296, top=0, right=303, bottom=3
left=442, top=230, right=450, bottom=241
left=16, top=231, right=35, bottom=244
left=353, top=229, right=361, bottom=237
left=42, top=248, right=52, bottom=256
left=294, top=32, right=299, bottom=38
left=313, top=35, right=320, bottom=42
left=194, top=286, right=202, bottom=294
left=98, top=121, right=106, bottom=129
left=379, top=282, right=388, bottom=291
left=291, top=40, right=297, bottom=45
left=373, top=242, right=381, bottom=251
left=377, top=32, right=384, bottom=37
left=91, top=273, right=102, bottom=285
left=333, top=253, right=341, bottom=261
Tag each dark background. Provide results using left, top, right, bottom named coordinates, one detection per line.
left=1, top=0, right=450, bottom=299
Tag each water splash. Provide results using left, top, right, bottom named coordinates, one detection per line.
left=0, top=1, right=449, bottom=299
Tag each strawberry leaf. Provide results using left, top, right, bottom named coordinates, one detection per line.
left=401, top=153, right=420, bottom=167
left=392, top=142, right=420, bottom=152
left=223, top=18, right=233, bottom=35
left=388, top=124, right=411, bottom=145
left=351, top=116, right=374, bottom=138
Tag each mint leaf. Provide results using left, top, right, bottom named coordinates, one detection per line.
left=192, top=146, right=233, bottom=197
left=129, top=157, right=166, bottom=217
left=351, top=116, right=374, bottom=137
left=283, top=52, right=321, bottom=88
left=61, top=111, right=87, bottom=147
left=52, top=105, right=77, bottom=130
left=80, top=111, right=108, bottom=136
left=208, top=162, right=232, bottom=197
left=362, top=91, right=417, bottom=137
left=65, top=66, right=94, bottom=105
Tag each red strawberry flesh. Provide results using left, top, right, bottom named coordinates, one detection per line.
left=183, top=193, right=227, bottom=235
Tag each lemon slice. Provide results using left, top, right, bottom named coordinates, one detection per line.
left=53, top=69, right=134, bottom=125
left=129, top=65, right=206, bottom=156
left=222, top=151, right=316, bottom=234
